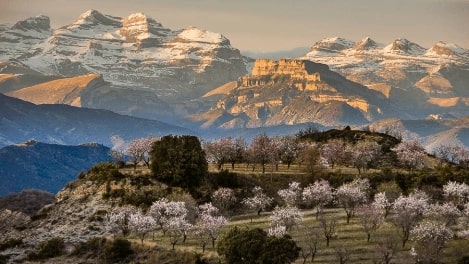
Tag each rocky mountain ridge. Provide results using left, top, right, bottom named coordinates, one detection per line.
left=301, top=37, right=469, bottom=118
left=0, top=10, right=248, bottom=121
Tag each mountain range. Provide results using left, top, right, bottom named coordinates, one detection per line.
left=0, top=10, right=468, bottom=149
left=0, top=10, right=248, bottom=123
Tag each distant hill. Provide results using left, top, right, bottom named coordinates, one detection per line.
left=0, top=189, right=55, bottom=215
left=0, top=93, right=193, bottom=148
left=0, top=140, right=111, bottom=196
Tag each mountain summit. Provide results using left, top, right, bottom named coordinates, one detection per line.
left=0, top=10, right=248, bottom=122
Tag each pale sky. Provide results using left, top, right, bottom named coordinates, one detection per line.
left=0, top=0, right=468, bottom=52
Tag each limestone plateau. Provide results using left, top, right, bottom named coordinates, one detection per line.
left=191, top=59, right=397, bottom=128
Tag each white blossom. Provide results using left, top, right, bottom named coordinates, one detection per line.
left=443, top=181, right=469, bottom=205
left=212, top=187, right=237, bottom=213
left=268, top=224, right=287, bottom=237
left=278, top=181, right=302, bottom=206
left=410, top=221, right=453, bottom=263
left=242, top=186, right=274, bottom=217
left=302, top=179, right=333, bottom=218
left=129, top=209, right=156, bottom=243
left=270, top=205, right=303, bottom=232
left=335, top=178, right=370, bottom=224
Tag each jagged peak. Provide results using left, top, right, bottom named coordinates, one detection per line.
left=73, top=9, right=120, bottom=26
left=310, top=37, right=355, bottom=52
left=384, top=38, right=426, bottom=55
left=12, top=15, right=50, bottom=32
left=353, top=37, right=378, bottom=51
left=427, top=41, right=467, bottom=56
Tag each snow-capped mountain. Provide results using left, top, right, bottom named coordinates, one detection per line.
left=0, top=10, right=248, bottom=121
left=301, top=37, right=469, bottom=119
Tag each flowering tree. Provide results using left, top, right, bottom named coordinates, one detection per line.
left=425, top=202, right=461, bottom=226
left=204, top=137, right=235, bottom=170
left=148, top=198, right=188, bottom=236
left=212, top=187, right=237, bottom=214
left=356, top=204, right=385, bottom=242
left=278, top=135, right=299, bottom=169
left=129, top=209, right=156, bottom=244
left=335, top=178, right=370, bottom=224
left=248, top=133, right=274, bottom=173
left=195, top=203, right=228, bottom=249
left=126, top=136, right=157, bottom=169
left=410, top=221, right=453, bottom=263
left=302, top=179, right=334, bottom=219
left=443, top=181, right=469, bottom=206
left=392, top=190, right=429, bottom=247
left=269, top=205, right=303, bottom=232
left=242, top=186, right=274, bottom=220
left=106, top=205, right=138, bottom=237
left=374, top=182, right=402, bottom=218
left=434, top=144, right=469, bottom=165
left=320, top=139, right=349, bottom=169
left=165, top=217, right=192, bottom=249
left=348, top=141, right=381, bottom=174
left=392, top=139, right=427, bottom=171
left=278, top=181, right=302, bottom=207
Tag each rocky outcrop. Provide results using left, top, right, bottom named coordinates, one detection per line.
left=239, top=59, right=322, bottom=91
left=190, top=59, right=396, bottom=128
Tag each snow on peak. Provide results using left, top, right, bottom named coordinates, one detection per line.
left=177, top=27, right=226, bottom=44
left=353, top=37, right=378, bottom=51
left=73, top=10, right=120, bottom=26
left=12, top=15, right=50, bottom=32
left=310, top=37, right=355, bottom=53
left=427, top=41, right=468, bottom=57
left=384, top=38, right=426, bottom=55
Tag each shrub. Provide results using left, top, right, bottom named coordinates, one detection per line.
left=0, top=238, right=23, bottom=250
left=27, top=237, right=64, bottom=260
left=104, top=238, right=133, bottom=263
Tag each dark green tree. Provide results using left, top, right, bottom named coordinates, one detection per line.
left=217, top=227, right=300, bottom=264
left=150, top=135, right=208, bottom=190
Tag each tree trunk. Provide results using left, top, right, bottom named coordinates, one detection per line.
left=367, top=233, right=371, bottom=243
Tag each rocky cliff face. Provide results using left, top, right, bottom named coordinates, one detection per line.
left=301, top=37, right=469, bottom=119
left=190, top=59, right=398, bottom=128
left=0, top=10, right=248, bottom=121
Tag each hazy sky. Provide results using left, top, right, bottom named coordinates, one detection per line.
left=1, top=0, right=468, bottom=52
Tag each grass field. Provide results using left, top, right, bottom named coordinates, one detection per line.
left=128, top=206, right=466, bottom=264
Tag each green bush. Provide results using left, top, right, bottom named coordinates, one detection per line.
left=0, top=255, right=8, bottom=264
left=27, top=237, right=64, bottom=260
left=0, top=238, right=22, bottom=250
left=85, top=163, right=124, bottom=183
left=217, top=227, right=299, bottom=264
left=104, top=238, right=133, bottom=263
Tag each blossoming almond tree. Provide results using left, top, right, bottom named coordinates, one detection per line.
left=410, top=221, right=453, bottom=263
left=356, top=204, right=385, bottom=242
left=278, top=181, right=302, bottom=207
left=392, top=190, right=429, bottom=247
left=129, top=209, right=156, bottom=244
left=335, top=178, right=370, bottom=224
left=302, top=179, right=333, bottom=219
left=242, top=186, right=273, bottom=221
